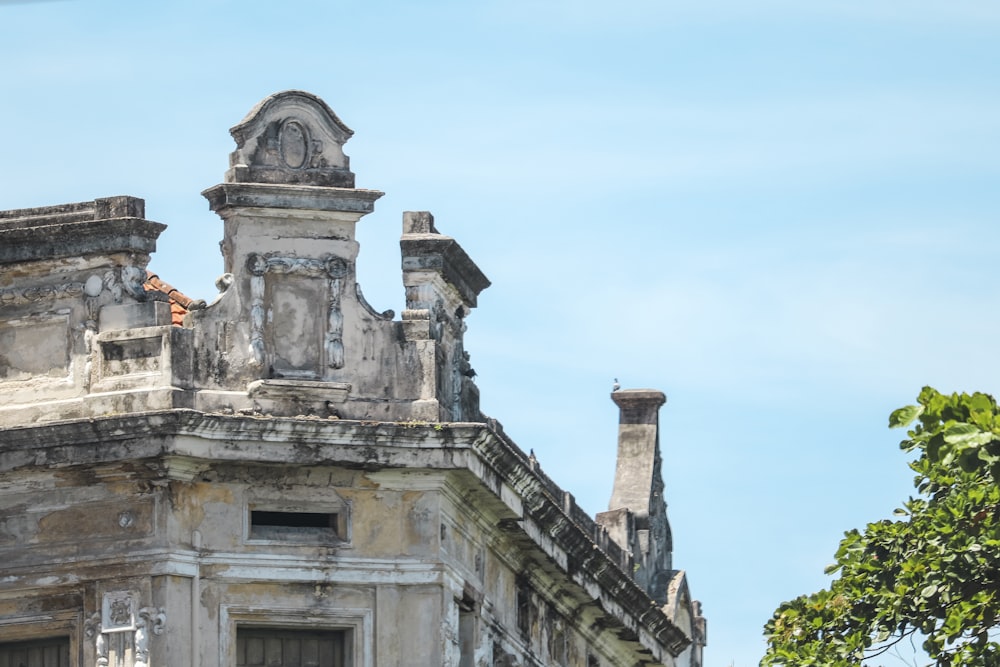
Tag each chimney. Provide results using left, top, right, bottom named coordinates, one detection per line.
left=598, top=388, right=673, bottom=604
left=608, top=389, right=666, bottom=517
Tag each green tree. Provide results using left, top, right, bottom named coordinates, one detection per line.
left=762, top=388, right=1000, bottom=666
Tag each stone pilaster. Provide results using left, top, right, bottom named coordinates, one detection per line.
left=400, top=211, right=490, bottom=421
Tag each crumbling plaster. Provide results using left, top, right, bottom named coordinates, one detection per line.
left=0, top=412, right=691, bottom=665
left=0, top=90, right=703, bottom=667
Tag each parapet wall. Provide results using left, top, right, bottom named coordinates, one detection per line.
left=0, top=93, right=489, bottom=425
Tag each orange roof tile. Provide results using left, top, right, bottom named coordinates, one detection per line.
left=144, top=271, right=206, bottom=326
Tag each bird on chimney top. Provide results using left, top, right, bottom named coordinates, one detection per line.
left=612, top=378, right=621, bottom=392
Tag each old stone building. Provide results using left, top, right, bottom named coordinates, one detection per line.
left=0, top=91, right=705, bottom=667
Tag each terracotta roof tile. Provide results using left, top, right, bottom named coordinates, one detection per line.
left=144, top=271, right=206, bottom=326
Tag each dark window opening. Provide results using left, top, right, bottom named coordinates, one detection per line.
left=0, top=637, right=70, bottom=667
left=548, top=623, right=567, bottom=665
left=252, top=511, right=336, bottom=529
left=516, top=586, right=532, bottom=638
left=249, top=510, right=341, bottom=543
left=237, top=628, right=347, bottom=667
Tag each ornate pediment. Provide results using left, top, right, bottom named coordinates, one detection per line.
left=226, top=90, right=355, bottom=187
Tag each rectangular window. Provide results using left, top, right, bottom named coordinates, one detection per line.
left=548, top=624, right=566, bottom=665
left=237, top=629, right=347, bottom=667
left=516, top=586, right=532, bottom=638
left=249, top=509, right=341, bottom=543
left=0, top=638, right=70, bottom=667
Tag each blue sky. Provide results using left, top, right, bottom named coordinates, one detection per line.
left=3, top=1, right=1000, bottom=664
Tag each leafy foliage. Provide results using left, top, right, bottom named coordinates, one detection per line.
left=762, top=388, right=1000, bottom=666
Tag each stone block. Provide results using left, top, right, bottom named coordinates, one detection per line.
left=99, top=302, right=172, bottom=332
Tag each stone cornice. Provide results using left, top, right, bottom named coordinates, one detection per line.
left=0, top=196, right=164, bottom=264
left=0, top=217, right=166, bottom=264
left=0, top=410, right=690, bottom=657
left=202, top=182, right=384, bottom=216
left=400, top=233, right=491, bottom=308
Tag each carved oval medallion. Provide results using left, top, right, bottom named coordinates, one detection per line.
left=84, top=274, right=104, bottom=297
left=279, top=119, right=308, bottom=169
left=325, top=256, right=348, bottom=279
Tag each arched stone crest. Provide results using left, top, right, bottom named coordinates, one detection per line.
left=665, top=571, right=706, bottom=666
left=226, top=90, right=356, bottom=187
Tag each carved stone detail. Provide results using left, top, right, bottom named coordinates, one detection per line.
left=247, top=254, right=268, bottom=368
left=355, top=283, right=394, bottom=321
left=135, top=607, right=167, bottom=667
left=253, top=117, right=332, bottom=173
left=102, top=591, right=136, bottom=633
left=84, top=612, right=106, bottom=667
left=103, top=270, right=123, bottom=303
left=246, top=253, right=349, bottom=371
left=0, top=265, right=152, bottom=334
left=325, top=257, right=347, bottom=369
left=226, top=90, right=355, bottom=187
left=86, top=596, right=166, bottom=667
left=103, top=265, right=147, bottom=305
left=121, top=265, right=147, bottom=301
left=278, top=119, right=309, bottom=168
left=0, top=281, right=85, bottom=307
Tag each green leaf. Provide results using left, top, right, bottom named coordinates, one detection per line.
left=943, top=422, right=992, bottom=446
left=968, top=393, right=997, bottom=428
left=890, top=404, right=923, bottom=428
left=960, top=450, right=981, bottom=472
left=928, top=434, right=944, bottom=462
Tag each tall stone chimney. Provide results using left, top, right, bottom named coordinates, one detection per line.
left=597, top=389, right=673, bottom=604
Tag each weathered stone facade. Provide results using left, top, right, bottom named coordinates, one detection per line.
left=0, top=91, right=705, bottom=667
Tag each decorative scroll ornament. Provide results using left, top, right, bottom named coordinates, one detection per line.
left=0, top=266, right=156, bottom=332
left=245, top=253, right=349, bottom=371
left=84, top=613, right=107, bottom=667
left=121, top=265, right=147, bottom=301
left=247, top=254, right=268, bottom=368
left=325, top=257, right=348, bottom=369
left=0, top=280, right=86, bottom=308
left=135, top=607, right=167, bottom=667
left=102, top=265, right=148, bottom=304
left=355, top=283, right=394, bottom=321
